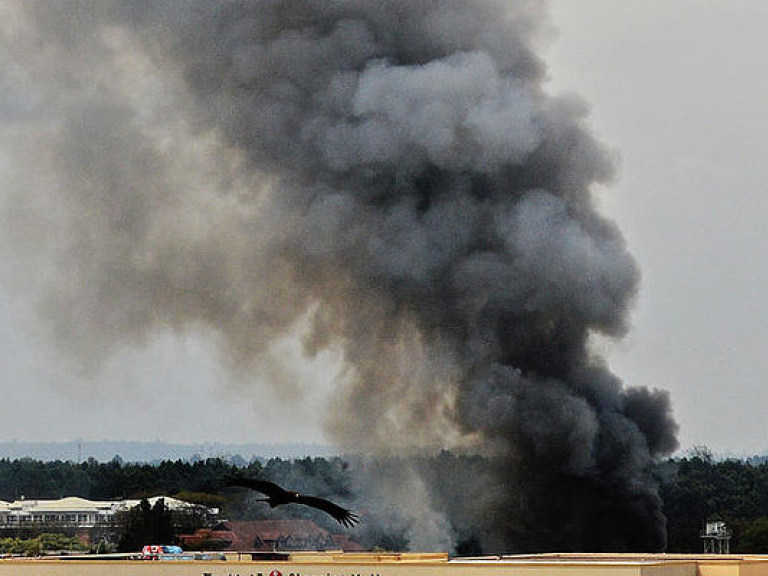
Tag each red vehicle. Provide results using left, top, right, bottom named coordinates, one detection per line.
left=140, top=544, right=183, bottom=560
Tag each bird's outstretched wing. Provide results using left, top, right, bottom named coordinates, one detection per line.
left=222, top=474, right=359, bottom=528
left=222, top=474, right=288, bottom=499
left=297, top=495, right=359, bottom=528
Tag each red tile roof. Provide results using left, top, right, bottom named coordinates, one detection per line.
left=180, top=519, right=362, bottom=552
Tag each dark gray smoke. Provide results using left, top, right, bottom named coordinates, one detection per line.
left=1, top=0, right=677, bottom=551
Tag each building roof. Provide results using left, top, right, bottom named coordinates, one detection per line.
left=227, top=519, right=331, bottom=542
left=125, top=496, right=212, bottom=512
left=23, top=497, right=110, bottom=512
left=180, top=519, right=363, bottom=552
left=331, top=533, right=366, bottom=552
left=0, top=495, right=215, bottom=515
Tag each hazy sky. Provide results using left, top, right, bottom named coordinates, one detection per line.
left=1, top=1, right=767, bottom=456
left=545, top=0, right=768, bottom=456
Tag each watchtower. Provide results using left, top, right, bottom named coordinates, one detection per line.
left=700, top=521, right=731, bottom=554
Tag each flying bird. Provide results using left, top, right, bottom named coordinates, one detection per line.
left=223, top=474, right=359, bottom=528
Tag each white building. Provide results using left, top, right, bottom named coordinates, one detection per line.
left=0, top=496, right=216, bottom=530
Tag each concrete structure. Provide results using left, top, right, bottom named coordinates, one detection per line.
left=0, top=496, right=216, bottom=531
left=3, top=552, right=768, bottom=576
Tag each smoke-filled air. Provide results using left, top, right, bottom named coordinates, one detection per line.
left=0, top=0, right=678, bottom=553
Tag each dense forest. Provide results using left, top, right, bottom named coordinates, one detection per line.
left=658, top=449, right=768, bottom=553
left=3, top=451, right=768, bottom=553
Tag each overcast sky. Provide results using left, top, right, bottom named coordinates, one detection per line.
left=1, top=1, right=767, bottom=456
left=545, top=0, right=768, bottom=456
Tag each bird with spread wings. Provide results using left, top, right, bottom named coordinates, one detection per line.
left=223, top=474, right=359, bottom=528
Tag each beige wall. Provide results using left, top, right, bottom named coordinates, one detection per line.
left=735, top=559, right=768, bottom=576
left=641, top=562, right=697, bottom=576
left=0, top=559, right=654, bottom=576
left=697, top=561, right=743, bottom=576
left=1, top=556, right=767, bottom=576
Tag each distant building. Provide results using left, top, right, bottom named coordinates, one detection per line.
left=0, top=496, right=217, bottom=531
left=179, top=519, right=364, bottom=552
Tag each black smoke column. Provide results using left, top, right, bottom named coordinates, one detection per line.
left=2, top=1, right=677, bottom=552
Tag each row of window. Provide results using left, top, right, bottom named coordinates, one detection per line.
left=0, top=513, right=114, bottom=524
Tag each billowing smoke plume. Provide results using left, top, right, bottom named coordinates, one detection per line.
left=1, top=1, right=677, bottom=551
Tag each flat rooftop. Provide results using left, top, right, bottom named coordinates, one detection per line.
left=2, top=551, right=768, bottom=576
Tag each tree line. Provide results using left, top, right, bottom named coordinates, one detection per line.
left=4, top=451, right=768, bottom=553
left=0, top=455, right=352, bottom=504
left=658, top=449, right=768, bottom=552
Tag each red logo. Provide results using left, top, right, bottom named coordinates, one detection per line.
left=269, top=570, right=283, bottom=576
